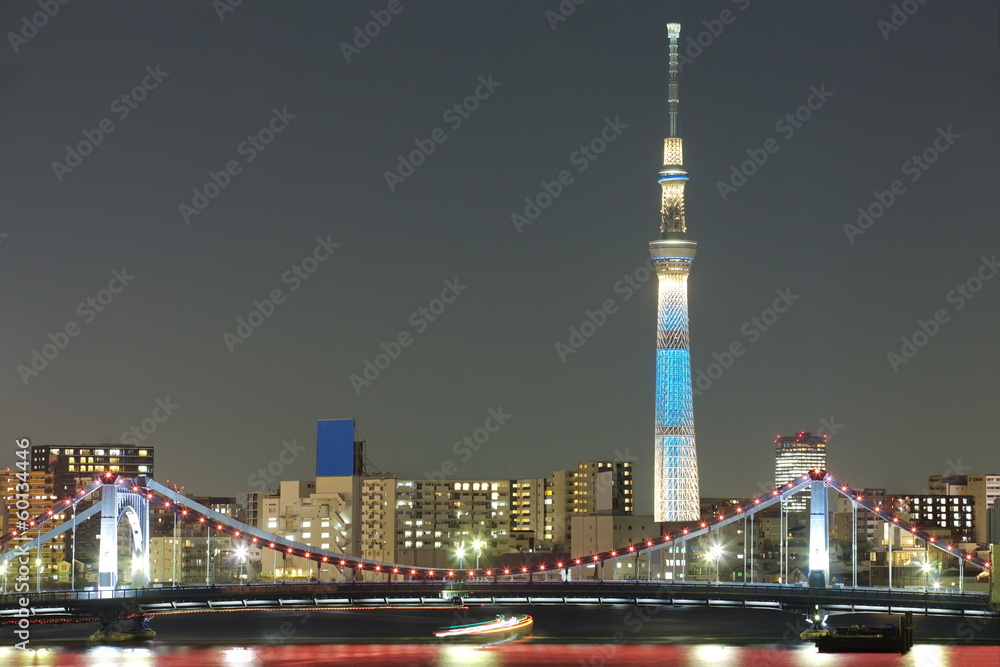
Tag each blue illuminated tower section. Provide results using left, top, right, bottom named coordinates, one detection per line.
left=651, top=23, right=700, bottom=522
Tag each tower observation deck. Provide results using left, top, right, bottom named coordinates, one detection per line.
left=651, top=23, right=700, bottom=522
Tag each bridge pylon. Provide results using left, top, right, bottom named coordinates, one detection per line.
left=97, top=480, right=150, bottom=590
left=807, top=470, right=829, bottom=588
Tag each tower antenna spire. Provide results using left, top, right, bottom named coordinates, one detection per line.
left=666, top=23, right=681, bottom=138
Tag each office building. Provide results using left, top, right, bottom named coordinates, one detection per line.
left=774, top=432, right=827, bottom=511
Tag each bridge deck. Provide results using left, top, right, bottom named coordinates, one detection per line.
left=1, top=581, right=994, bottom=620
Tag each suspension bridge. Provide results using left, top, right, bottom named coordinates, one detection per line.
left=1, top=470, right=996, bottom=632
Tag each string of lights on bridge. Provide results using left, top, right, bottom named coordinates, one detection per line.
left=0, top=470, right=991, bottom=579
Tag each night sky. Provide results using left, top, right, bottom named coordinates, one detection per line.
left=1, top=1, right=997, bottom=511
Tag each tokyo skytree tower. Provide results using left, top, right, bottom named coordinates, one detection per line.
left=651, top=23, right=700, bottom=522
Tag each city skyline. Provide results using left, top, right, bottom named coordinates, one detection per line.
left=1, top=1, right=998, bottom=512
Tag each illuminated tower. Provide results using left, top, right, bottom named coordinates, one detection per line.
left=651, top=23, right=700, bottom=522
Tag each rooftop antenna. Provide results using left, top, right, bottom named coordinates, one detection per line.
left=666, top=23, right=681, bottom=138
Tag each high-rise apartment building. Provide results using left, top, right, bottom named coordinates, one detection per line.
left=928, top=474, right=999, bottom=543
left=254, top=478, right=355, bottom=581
left=30, top=444, right=154, bottom=496
left=509, top=461, right=633, bottom=551
left=393, top=478, right=516, bottom=569
left=26, top=444, right=154, bottom=571
left=0, top=468, right=69, bottom=587
left=774, top=432, right=827, bottom=511
left=909, top=495, right=976, bottom=544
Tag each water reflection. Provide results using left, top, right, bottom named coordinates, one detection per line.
left=1, top=643, right=997, bottom=666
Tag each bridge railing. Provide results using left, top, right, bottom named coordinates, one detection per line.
left=0, top=579, right=989, bottom=609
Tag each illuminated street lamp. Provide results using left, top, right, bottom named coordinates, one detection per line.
left=455, top=544, right=466, bottom=570
left=921, top=561, right=932, bottom=593
left=472, top=539, right=484, bottom=570
left=708, top=545, right=723, bottom=583
left=234, top=545, right=248, bottom=581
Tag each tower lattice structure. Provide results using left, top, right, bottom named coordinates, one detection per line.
left=651, top=23, right=700, bottom=522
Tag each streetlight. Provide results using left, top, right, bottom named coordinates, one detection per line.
left=921, top=561, right=932, bottom=593
left=455, top=544, right=465, bottom=570
left=234, top=545, right=248, bottom=581
left=472, top=539, right=484, bottom=570
left=708, top=545, right=723, bottom=584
